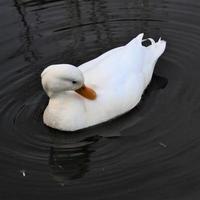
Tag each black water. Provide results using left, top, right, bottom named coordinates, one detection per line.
left=0, top=0, right=200, bottom=199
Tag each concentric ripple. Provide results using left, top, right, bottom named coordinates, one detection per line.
left=0, top=0, right=200, bottom=199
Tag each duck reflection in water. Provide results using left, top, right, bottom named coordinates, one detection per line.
left=49, top=137, right=99, bottom=184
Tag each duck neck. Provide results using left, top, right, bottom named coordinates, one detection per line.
left=47, top=90, right=71, bottom=99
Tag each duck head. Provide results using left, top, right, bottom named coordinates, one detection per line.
left=41, top=64, right=96, bottom=100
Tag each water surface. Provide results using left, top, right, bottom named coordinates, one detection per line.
left=0, top=0, right=200, bottom=199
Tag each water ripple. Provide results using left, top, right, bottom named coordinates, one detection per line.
left=0, top=0, right=200, bottom=199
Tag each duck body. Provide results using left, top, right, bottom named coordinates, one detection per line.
left=42, top=33, right=166, bottom=131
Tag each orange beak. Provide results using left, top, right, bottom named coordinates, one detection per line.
left=75, top=84, right=97, bottom=100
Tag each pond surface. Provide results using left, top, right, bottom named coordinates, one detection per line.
left=0, top=0, right=200, bottom=199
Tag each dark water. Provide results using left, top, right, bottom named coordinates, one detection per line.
left=0, top=0, right=200, bottom=199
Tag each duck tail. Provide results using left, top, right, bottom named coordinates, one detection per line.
left=127, top=33, right=144, bottom=46
left=146, top=37, right=166, bottom=59
left=142, top=37, right=166, bottom=87
left=127, top=33, right=166, bottom=57
left=125, top=34, right=166, bottom=87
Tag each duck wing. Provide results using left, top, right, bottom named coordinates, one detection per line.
left=78, top=33, right=166, bottom=88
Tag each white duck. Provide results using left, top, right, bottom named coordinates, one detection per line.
left=41, top=33, right=166, bottom=131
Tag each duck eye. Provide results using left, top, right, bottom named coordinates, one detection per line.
left=72, top=81, right=77, bottom=84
